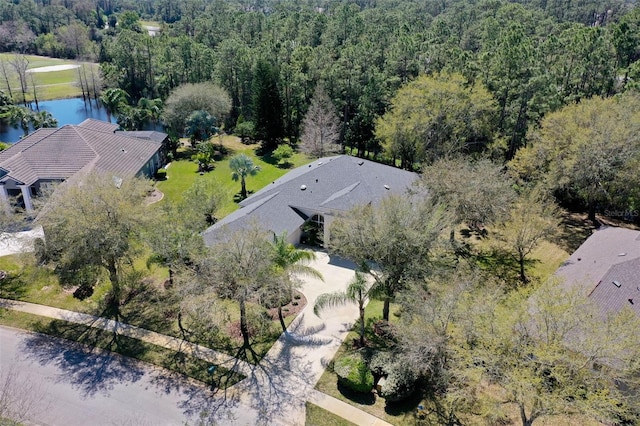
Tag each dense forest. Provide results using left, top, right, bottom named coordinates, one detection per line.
left=0, top=0, right=639, bottom=213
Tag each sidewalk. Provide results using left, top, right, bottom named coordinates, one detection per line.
left=0, top=298, right=253, bottom=376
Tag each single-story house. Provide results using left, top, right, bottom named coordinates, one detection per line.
left=554, top=226, right=640, bottom=316
left=0, top=118, right=167, bottom=213
left=203, top=155, right=418, bottom=246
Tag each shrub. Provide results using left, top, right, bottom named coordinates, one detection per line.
left=272, top=144, right=294, bottom=167
left=334, top=353, right=374, bottom=393
left=155, top=168, right=167, bottom=180
left=378, top=362, right=417, bottom=402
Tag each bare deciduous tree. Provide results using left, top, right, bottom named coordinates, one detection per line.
left=299, top=85, right=341, bottom=158
left=0, top=367, right=50, bottom=424
left=9, top=54, right=29, bottom=104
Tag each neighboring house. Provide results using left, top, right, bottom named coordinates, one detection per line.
left=203, top=155, right=418, bottom=246
left=0, top=119, right=166, bottom=213
left=554, top=226, right=640, bottom=316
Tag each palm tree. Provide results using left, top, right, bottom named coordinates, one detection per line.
left=270, top=232, right=323, bottom=332
left=230, top=154, right=260, bottom=200
left=30, top=110, right=58, bottom=130
left=99, top=88, right=128, bottom=123
left=314, top=271, right=371, bottom=346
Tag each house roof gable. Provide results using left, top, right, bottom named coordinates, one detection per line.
left=203, top=155, right=417, bottom=245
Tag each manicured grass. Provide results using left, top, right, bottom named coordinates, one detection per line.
left=0, top=310, right=242, bottom=388
left=157, top=136, right=310, bottom=217
left=305, top=402, right=356, bottom=426
left=0, top=54, right=98, bottom=101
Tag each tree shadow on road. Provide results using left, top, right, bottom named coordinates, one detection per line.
left=20, top=324, right=146, bottom=398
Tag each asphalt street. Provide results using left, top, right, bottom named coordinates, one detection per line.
left=0, top=326, right=247, bottom=425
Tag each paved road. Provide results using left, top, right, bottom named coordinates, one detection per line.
left=0, top=326, right=248, bottom=425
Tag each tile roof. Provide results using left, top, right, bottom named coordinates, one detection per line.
left=115, top=130, right=167, bottom=143
left=0, top=122, right=163, bottom=185
left=203, top=155, right=418, bottom=245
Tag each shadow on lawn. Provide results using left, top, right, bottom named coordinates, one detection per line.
left=0, top=273, right=28, bottom=299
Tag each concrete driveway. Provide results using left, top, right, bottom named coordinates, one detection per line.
left=217, top=250, right=361, bottom=425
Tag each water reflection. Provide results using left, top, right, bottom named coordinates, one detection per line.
left=0, top=98, right=110, bottom=143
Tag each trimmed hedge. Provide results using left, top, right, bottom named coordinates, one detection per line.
left=334, top=353, right=374, bottom=393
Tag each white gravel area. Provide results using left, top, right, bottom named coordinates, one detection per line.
left=26, top=64, right=80, bottom=73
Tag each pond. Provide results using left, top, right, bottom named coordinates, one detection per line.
left=0, top=98, right=110, bottom=143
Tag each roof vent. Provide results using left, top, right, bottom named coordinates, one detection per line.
left=384, top=184, right=390, bottom=190
left=358, top=160, right=364, bottom=166
left=613, top=280, right=621, bottom=288
left=300, top=185, right=307, bottom=191
left=629, top=298, right=634, bottom=305
left=121, top=148, right=126, bottom=153
left=618, top=252, right=627, bottom=256
left=318, top=161, right=323, bottom=165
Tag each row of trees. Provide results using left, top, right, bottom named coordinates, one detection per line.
left=2, top=0, right=638, bottom=163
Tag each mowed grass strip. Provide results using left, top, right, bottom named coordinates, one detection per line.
left=305, top=402, right=357, bottom=426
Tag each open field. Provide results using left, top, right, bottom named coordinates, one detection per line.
left=0, top=54, right=99, bottom=101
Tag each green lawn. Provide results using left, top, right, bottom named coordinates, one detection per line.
left=157, top=136, right=311, bottom=217
left=305, top=402, right=356, bottom=426
left=0, top=54, right=98, bottom=101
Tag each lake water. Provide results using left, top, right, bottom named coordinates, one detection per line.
left=0, top=98, right=110, bottom=143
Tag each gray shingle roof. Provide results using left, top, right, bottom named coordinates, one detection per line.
left=589, top=258, right=640, bottom=316
left=0, top=122, right=162, bottom=185
left=203, top=155, right=418, bottom=246
left=554, top=226, right=640, bottom=316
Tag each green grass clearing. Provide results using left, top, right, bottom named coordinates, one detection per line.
left=0, top=309, right=243, bottom=389
left=305, top=402, right=356, bottom=426
left=157, top=135, right=310, bottom=217
left=0, top=54, right=98, bottom=101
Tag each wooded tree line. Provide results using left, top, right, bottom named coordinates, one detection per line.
left=0, top=0, right=638, bottom=159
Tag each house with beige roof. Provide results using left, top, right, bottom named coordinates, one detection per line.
left=0, top=119, right=166, bottom=213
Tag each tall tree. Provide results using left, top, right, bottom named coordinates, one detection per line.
left=229, top=154, right=260, bottom=200
left=251, top=59, right=283, bottom=150
left=376, top=73, right=496, bottom=169
left=99, top=87, right=128, bottom=123
left=420, top=157, right=516, bottom=234
left=196, top=226, right=275, bottom=360
left=510, top=92, right=640, bottom=224
left=38, top=174, right=153, bottom=306
left=330, top=195, right=451, bottom=321
left=299, top=85, right=341, bottom=158
left=314, top=270, right=370, bottom=346
left=495, top=188, right=560, bottom=283
left=162, top=82, right=231, bottom=137
left=466, top=281, right=640, bottom=426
